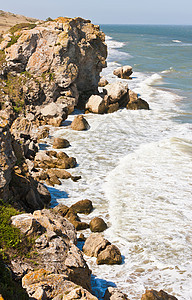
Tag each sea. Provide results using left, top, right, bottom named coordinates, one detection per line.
left=47, top=25, right=192, bottom=299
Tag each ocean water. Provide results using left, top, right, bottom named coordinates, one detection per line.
left=48, top=25, right=192, bottom=299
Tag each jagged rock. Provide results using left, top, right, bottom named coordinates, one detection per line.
left=71, top=199, right=93, bottom=214
left=40, top=102, right=68, bottom=126
left=128, top=89, right=138, bottom=102
left=2, top=17, right=107, bottom=111
left=89, top=217, right=107, bottom=232
left=86, top=95, right=106, bottom=114
left=46, top=169, right=71, bottom=180
left=141, top=290, right=178, bottom=300
left=11, top=213, right=44, bottom=235
left=10, top=259, right=34, bottom=280
left=49, top=174, right=62, bottom=185
left=71, top=115, right=90, bottom=131
left=65, top=208, right=89, bottom=231
left=98, top=77, right=109, bottom=87
left=83, top=233, right=110, bottom=257
left=53, top=204, right=70, bottom=217
left=0, top=123, right=16, bottom=200
left=10, top=117, right=33, bottom=139
left=107, top=102, right=119, bottom=113
left=33, top=209, right=77, bottom=244
left=22, top=269, right=97, bottom=300
left=104, top=82, right=128, bottom=104
left=34, top=151, right=77, bottom=169
left=113, top=65, right=133, bottom=79
left=96, top=244, right=122, bottom=265
left=104, top=287, right=129, bottom=300
left=126, top=98, right=150, bottom=110
left=53, top=138, right=70, bottom=149
left=37, top=127, right=50, bottom=140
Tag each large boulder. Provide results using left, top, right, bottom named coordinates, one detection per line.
left=96, top=244, right=122, bottom=265
left=104, top=82, right=128, bottom=104
left=113, top=65, right=133, bottom=79
left=104, top=287, right=129, bottom=300
left=71, top=115, right=90, bottom=131
left=141, top=290, right=178, bottom=300
left=98, top=77, right=109, bottom=87
left=83, top=233, right=110, bottom=257
left=127, top=98, right=150, bottom=110
left=34, top=151, right=77, bottom=170
left=86, top=95, right=106, bottom=114
left=89, top=217, right=107, bottom=232
left=53, top=137, right=70, bottom=149
left=11, top=213, right=44, bottom=236
left=71, top=199, right=93, bottom=214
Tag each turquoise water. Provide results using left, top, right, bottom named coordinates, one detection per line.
left=101, top=25, right=192, bottom=123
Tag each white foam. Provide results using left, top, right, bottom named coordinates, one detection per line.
left=172, top=39, right=182, bottom=43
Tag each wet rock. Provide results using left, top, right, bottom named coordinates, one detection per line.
left=34, top=151, right=77, bottom=170
left=71, top=115, right=90, bottom=131
left=53, top=204, right=70, bottom=217
left=128, top=89, right=138, bottom=102
left=86, top=95, right=106, bottom=114
left=65, top=208, right=89, bottom=231
left=83, top=233, right=110, bottom=257
left=141, top=289, right=178, bottom=300
left=127, top=98, right=150, bottom=110
left=47, top=169, right=71, bottom=180
left=49, top=174, right=62, bottom=185
left=89, top=217, right=107, bottom=232
left=53, top=137, right=70, bottom=149
left=104, top=287, right=129, bottom=300
left=107, top=102, right=119, bottom=113
left=97, top=244, right=122, bottom=265
left=71, top=199, right=93, bottom=214
left=113, top=65, right=133, bottom=79
left=98, top=77, right=109, bottom=87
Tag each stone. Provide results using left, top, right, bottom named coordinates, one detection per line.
left=83, top=233, right=110, bottom=257
left=98, top=77, right=109, bottom=87
left=97, top=244, right=122, bottom=265
left=71, top=115, right=90, bottom=131
left=49, top=174, right=62, bottom=185
left=141, top=290, right=178, bottom=300
left=89, top=217, right=107, bottom=232
left=47, top=169, right=71, bottom=180
left=86, top=95, right=106, bottom=114
left=53, top=204, right=69, bottom=217
left=65, top=208, right=89, bottom=231
left=127, top=98, right=150, bottom=110
left=107, top=102, right=119, bottom=113
left=10, top=117, right=33, bottom=139
left=128, top=89, right=138, bottom=102
left=53, top=138, right=70, bottom=149
left=11, top=213, right=44, bottom=236
left=71, top=199, right=93, bottom=214
left=104, top=287, right=129, bottom=300
left=113, top=65, right=133, bottom=79
left=37, top=127, right=50, bottom=140
left=104, top=82, right=128, bottom=103
left=56, top=287, right=98, bottom=300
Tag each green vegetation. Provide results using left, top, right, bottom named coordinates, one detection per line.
left=46, top=17, right=53, bottom=22
left=6, top=35, right=20, bottom=48
left=9, top=23, right=36, bottom=35
left=0, top=257, right=28, bottom=300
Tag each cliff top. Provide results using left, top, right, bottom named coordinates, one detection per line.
left=0, top=10, right=39, bottom=34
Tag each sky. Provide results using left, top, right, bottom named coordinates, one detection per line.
left=1, top=0, right=192, bottom=25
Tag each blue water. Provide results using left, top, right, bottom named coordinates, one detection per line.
left=100, top=25, right=192, bottom=123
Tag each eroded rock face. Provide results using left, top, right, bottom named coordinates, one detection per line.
left=2, top=17, right=107, bottom=112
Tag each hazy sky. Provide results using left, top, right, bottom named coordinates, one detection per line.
left=1, top=0, right=192, bottom=25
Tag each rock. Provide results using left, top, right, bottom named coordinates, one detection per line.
left=10, top=259, right=34, bottom=280
left=49, top=174, right=62, bottom=185
left=65, top=208, right=89, bottom=231
left=40, top=102, right=68, bottom=126
left=71, top=115, right=90, bottom=131
left=86, top=95, right=106, bottom=114
left=104, top=82, right=128, bottom=103
left=34, top=151, right=76, bottom=170
left=113, top=65, right=133, bottom=79
left=98, top=77, right=109, bottom=87
left=22, top=269, right=97, bottom=300
left=107, top=102, right=119, bottom=113
left=0, top=124, right=16, bottom=200
left=96, top=244, right=122, bottom=265
left=104, top=287, right=129, bottom=300
left=127, top=98, right=150, bottom=110
left=141, top=290, right=178, bottom=300
left=71, top=199, right=93, bottom=214
left=83, top=233, right=110, bottom=257
left=11, top=213, right=44, bottom=235
left=53, top=204, right=70, bottom=217
left=53, top=138, right=70, bottom=149
left=89, top=217, right=107, bottom=232
left=78, top=233, right=86, bottom=241
left=2, top=17, right=107, bottom=112
left=128, top=89, right=138, bottom=102
left=37, top=127, right=50, bottom=140
left=33, top=209, right=77, bottom=244
left=10, top=117, right=33, bottom=139
left=47, top=169, right=71, bottom=180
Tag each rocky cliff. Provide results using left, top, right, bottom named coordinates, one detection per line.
left=0, top=17, right=107, bottom=120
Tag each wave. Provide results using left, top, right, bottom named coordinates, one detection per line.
left=105, top=35, right=126, bottom=49
left=172, top=39, right=182, bottom=43
left=161, top=67, right=175, bottom=74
